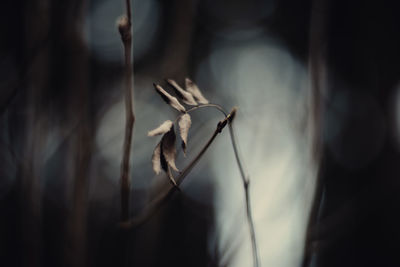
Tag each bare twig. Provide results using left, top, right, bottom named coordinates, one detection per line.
left=188, top=104, right=260, bottom=267
left=187, top=105, right=260, bottom=267
left=118, top=1, right=135, bottom=222
left=228, top=121, right=259, bottom=267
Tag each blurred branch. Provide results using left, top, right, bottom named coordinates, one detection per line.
left=0, top=30, right=51, bottom=118
left=161, top=0, right=198, bottom=79
left=64, top=1, right=91, bottom=266
left=302, top=0, right=330, bottom=266
left=19, top=1, right=51, bottom=266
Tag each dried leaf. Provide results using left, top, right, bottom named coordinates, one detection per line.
left=160, top=145, right=169, bottom=173
left=148, top=120, right=174, bottom=136
left=151, top=142, right=162, bottom=174
left=178, top=113, right=191, bottom=155
left=185, top=78, right=209, bottom=104
left=161, top=125, right=179, bottom=172
left=154, top=83, right=186, bottom=113
left=166, top=79, right=197, bottom=106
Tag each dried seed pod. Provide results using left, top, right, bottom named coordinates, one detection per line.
left=148, top=120, right=174, bottom=136
left=154, top=83, right=186, bottom=113
left=178, top=113, right=192, bottom=155
left=161, top=125, right=179, bottom=172
left=166, top=79, right=197, bottom=106
left=185, top=78, right=209, bottom=104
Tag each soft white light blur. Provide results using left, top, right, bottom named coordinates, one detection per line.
left=198, top=37, right=316, bottom=267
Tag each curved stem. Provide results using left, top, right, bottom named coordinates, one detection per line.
left=228, top=124, right=249, bottom=186
left=186, top=103, right=228, bottom=116
left=174, top=103, right=228, bottom=124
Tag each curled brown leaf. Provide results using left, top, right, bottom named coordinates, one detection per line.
left=185, top=78, right=209, bottom=104
left=161, top=125, right=179, bottom=172
left=166, top=79, right=198, bottom=106
left=148, top=120, right=173, bottom=136
left=151, top=142, right=162, bottom=174
left=178, top=113, right=192, bottom=155
left=153, top=83, right=186, bottom=113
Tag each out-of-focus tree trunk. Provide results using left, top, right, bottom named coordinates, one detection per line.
left=161, top=0, right=198, bottom=80
left=303, top=1, right=400, bottom=267
left=54, top=1, right=92, bottom=266
left=302, top=0, right=329, bottom=265
left=20, top=1, right=51, bottom=266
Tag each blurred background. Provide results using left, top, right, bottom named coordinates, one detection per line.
left=1, top=0, right=400, bottom=266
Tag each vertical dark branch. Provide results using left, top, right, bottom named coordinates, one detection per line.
left=60, top=1, right=91, bottom=266
left=125, top=0, right=132, bottom=23
left=118, top=0, right=135, bottom=222
left=302, top=0, right=329, bottom=266
left=66, top=33, right=91, bottom=267
left=161, top=0, right=198, bottom=79
left=20, top=1, right=51, bottom=266
left=309, top=0, right=327, bottom=162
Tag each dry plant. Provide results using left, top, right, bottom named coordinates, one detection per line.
left=116, top=1, right=259, bottom=266
left=120, top=77, right=259, bottom=267
left=148, top=79, right=260, bottom=267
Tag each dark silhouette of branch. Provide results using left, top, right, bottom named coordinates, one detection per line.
left=302, top=0, right=329, bottom=266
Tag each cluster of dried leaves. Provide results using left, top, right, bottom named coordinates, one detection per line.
left=148, top=78, right=209, bottom=186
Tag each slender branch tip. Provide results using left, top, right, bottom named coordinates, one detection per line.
left=117, top=15, right=131, bottom=42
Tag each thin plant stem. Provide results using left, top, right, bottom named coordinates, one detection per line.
left=190, top=104, right=260, bottom=267
left=125, top=0, right=131, bottom=22
left=228, top=122, right=260, bottom=267
left=186, top=103, right=228, bottom=116
left=118, top=0, right=135, bottom=222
